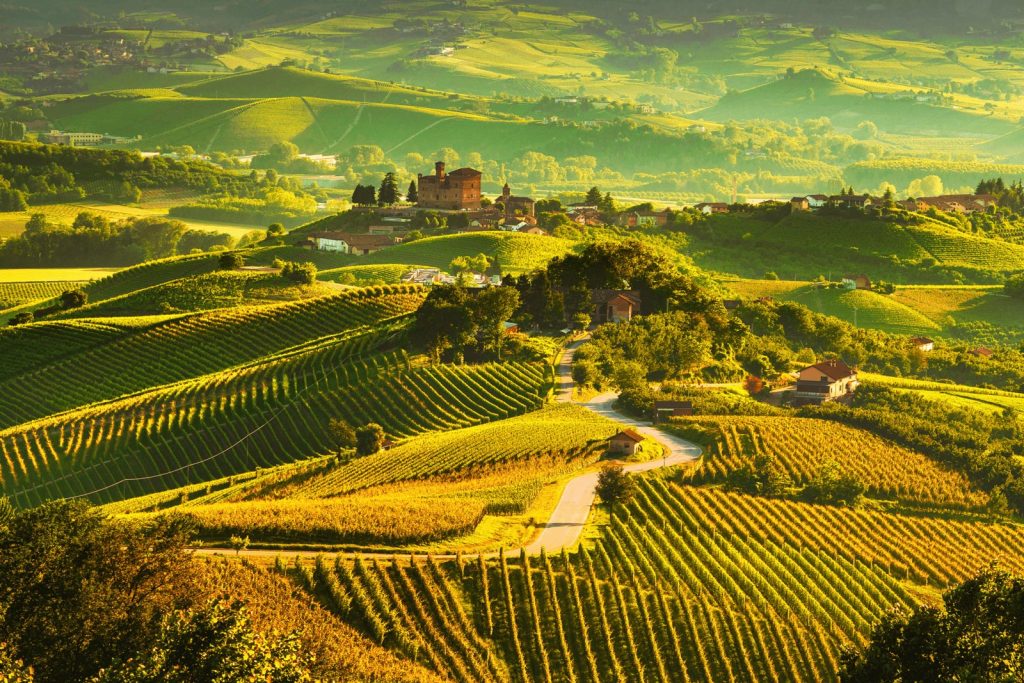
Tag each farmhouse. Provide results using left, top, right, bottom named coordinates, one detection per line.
left=310, top=232, right=396, bottom=255
left=608, top=429, right=645, bottom=456
left=910, top=336, right=935, bottom=352
left=842, top=274, right=871, bottom=290
left=970, top=346, right=994, bottom=358
left=793, top=360, right=859, bottom=405
left=653, top=401, right=694, bottom=423
left=806, top=194, right=829, bottom=208
left=592, top=290, right=641, bottom=323
left=790, top=197, right=810, bottom=211
left=417, top=161, right=482, bottom=210
left=695, top=202, right=729, bottom=215
left=620, top=209, right=672, bottom=228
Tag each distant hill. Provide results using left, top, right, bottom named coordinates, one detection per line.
left=699, top=70, right=1014, bottom=136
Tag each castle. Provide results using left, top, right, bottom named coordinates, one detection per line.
left=417, top=161, right=482, bottom=210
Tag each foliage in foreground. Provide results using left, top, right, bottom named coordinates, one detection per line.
left=840, top=564, right=1024, bottom=682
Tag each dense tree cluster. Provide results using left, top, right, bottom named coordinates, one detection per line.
left=412, top=283, right=520, bottom=362
left=0, top=499, right=315, bottom=682
left=841, top=564, right=1024, bottom=682
left=0, top=141, right=269, bottom=207
left=0, top=212, right=193, bottom=267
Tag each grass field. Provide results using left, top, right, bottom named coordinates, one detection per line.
left=723, top=278, right=1024, bottom=342
left=691, top=212, right=1024, bottom=284
left=0, top=201, right=262, bottom=239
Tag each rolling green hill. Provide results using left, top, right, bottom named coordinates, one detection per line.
left=699, top=69, right=1015, bottom=136
left=255, top=232, right=577, bottom=274
left=688, top=211, right=1024, bottom=283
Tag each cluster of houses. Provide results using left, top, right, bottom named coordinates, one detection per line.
left=790, top=193, right=999, bottom=215
left=401, top=267, right=502, bottom=288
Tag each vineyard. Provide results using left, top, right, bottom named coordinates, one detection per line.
left=0, top=285, right=426, bottom=428
left=54, top=270, right=336, bottom=318
left=101, top=405, right=612, bottom=547
left=677, top=415, right=988, bottom=509
left=284, top=479, right=1024, bottom=682
left=0, top=326, right=548, bottom=506
left=0, top=252, right=219, bottom=323
left=0, top=280, right=87, bottom=308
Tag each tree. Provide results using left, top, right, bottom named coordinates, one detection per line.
left=266, top=223, right=286, bottom=239
left=584, top=186, right=603, bottom=206
left=59, top=289, right=88, bottom=310
left=218, top=252, right=244, bottom=270
left=726, top=453, right=792, bottom=497
left=1005, top=273, right=1024, bottom=300
left=572, top=312, right=591, bottom=331
left=378, top=172, right=400, bottom=206
left=450, top=253, right=491, bottom=274
left=0, top=643, right=32, bottom=683
left=595, top=464, right=635, bottom=517
left=327, top=418, right=356, bottom=455
left=228, top=535, right=249, bottom=556
left=280, top=261, right=317, bottom=285
left=801, top=460, right=864, bottom=506
left=840, top=564, right=1024, bottom=682
left=406, top=179, right=418, bottom=204
left=473, top=286, right=520, bottom=358
left=91, top=600, right=314, bottom=683
left=355, top=423, right=385, bottom=457
left=270, top=141, right=299, bottom=161
left=8, top=312, right=33, bottom=327
left=0, top=500, right=197, bottom=682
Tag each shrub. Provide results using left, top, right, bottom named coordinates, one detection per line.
left=218, top=252, right=244, bottom=270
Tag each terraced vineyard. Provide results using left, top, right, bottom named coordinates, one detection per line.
left=320, top=263, right=415, bottom=285
left=0, top=317, right=177, bottom=382
left=0, top=285, right=426, bottom=427
left=0, top=326, right=548, bottom=506
left=678, top=415, right=988, bottom=509
left=55, top=270, right=337, bottom=318
left=0, top=253, right=219, bottom=322
left=288, top=480, right=1024, bottom=682
left=0, top=280, right=87, bottom=308
left=286, top=404, right=615, bottom=498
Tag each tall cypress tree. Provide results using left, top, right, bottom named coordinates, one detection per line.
left=378, top=172, right=399, bottom=206
left=407, top=179, right=418, bottom=203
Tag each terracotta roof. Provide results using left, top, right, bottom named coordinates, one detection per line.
left=611, top=429, right=645, bottom=443
left=446, top=167, right=482, bottom=177
left=802, top=360, right=856, bottom=381
left=910, top=336, right=934, bottom=345
left=342, top=234, right=396, bottom=250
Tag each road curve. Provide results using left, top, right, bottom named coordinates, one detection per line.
left=197, top=337, right=702, bottom=560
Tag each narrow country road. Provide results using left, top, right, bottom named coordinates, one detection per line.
left=197, top=336, right=702, bottom=561
left=524, top=338, right=702, bottom=553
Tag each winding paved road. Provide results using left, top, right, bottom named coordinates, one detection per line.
left=197, top=336, right=702, bottom=560
left=524, top=338, right=702, bottom=552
